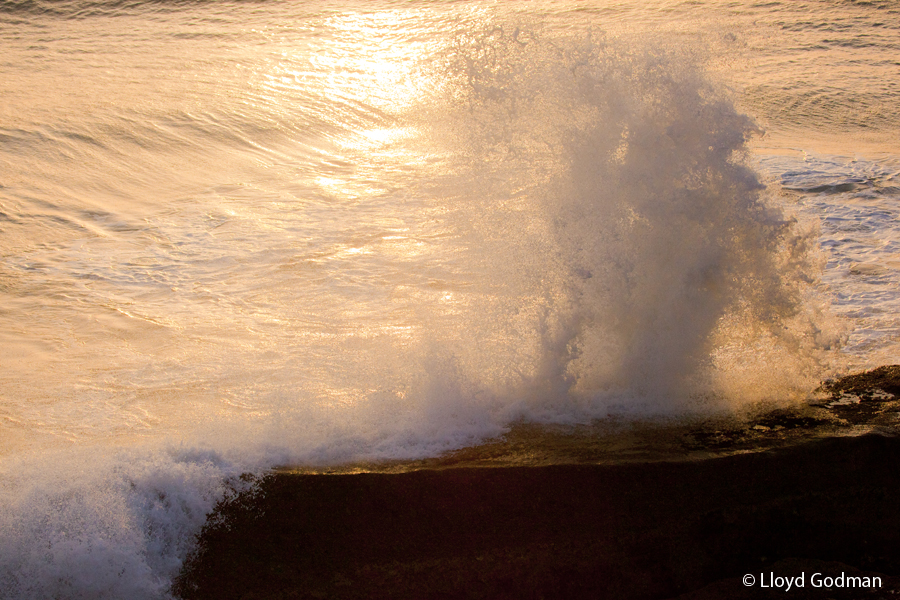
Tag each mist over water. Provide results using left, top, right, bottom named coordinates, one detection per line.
left=0, top=1, right=897, bottom=597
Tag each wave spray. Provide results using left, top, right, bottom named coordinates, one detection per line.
left=414, top=26, right=838, bottom=421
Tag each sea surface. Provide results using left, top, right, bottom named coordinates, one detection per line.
left=0, top=0, right=898, bottom=597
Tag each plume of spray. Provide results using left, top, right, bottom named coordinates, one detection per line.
left=421, top=25, right=841, bottom=419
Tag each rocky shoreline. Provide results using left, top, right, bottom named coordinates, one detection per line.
left=174, top=367, right=900, bottom=600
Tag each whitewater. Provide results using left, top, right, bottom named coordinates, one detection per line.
left=0, top=0, right=898, bottom=597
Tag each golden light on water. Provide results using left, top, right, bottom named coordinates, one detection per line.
left=318, top=11, right=436, bottom=108
left=2, top=2, right=900, bottom=597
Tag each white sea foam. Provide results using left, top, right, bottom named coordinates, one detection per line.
left=760, top=153, right=900, bottom=369
left=0, top=445, right=259, bottom=600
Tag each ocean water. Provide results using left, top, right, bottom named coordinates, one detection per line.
left=0, top=0, right=898, bottom=597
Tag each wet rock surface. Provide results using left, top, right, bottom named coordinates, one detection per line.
left=175, top=367, right=900, bottom=600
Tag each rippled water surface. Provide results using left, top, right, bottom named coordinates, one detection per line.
left=0, top=1, right=898, bottom=597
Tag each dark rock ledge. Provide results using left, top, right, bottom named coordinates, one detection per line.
left=174, top=367, right=900, bottom=600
